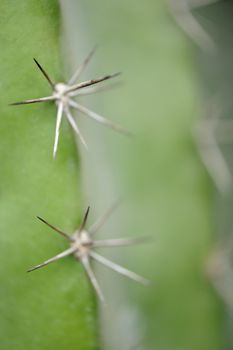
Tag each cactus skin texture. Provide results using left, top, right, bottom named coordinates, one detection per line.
left=0, top=2, right=98, bottom=350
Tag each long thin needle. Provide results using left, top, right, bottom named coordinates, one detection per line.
left=81, top=255, right=105, bottom=302
left=93, top=236, right=150, bottom=248
left=27, top=247, right=75, bottom=272
left=90, top=251, right=149, bottom=285
left=33, top=58, right=55, bottom=89
left=37, top=216, right=73, bottom=241
left=10, top=96, right=55, bottom=106
left=53, top=102, right=63, bottom=159
left=69, top=100, right=131, bottom=136
left=65, top=107, right=88, bottom=149
left=78, top=206, right=90, bottom=234
left=68, top=47, right=97, bottom=85
left=66, top=72, right=121, bottom=94
left=69, top=81, right=122, bottom=98
left=89, top=200, right=120, bottom=235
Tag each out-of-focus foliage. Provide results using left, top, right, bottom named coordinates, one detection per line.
left=0, top=2, right=98, bottom=349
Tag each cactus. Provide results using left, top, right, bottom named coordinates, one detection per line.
left=0, top=2, right=98, bottom=349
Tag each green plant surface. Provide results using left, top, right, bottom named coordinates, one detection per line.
left=0, top=2, right=98, bottom=350
left=61, top=1, right=224, bottom=349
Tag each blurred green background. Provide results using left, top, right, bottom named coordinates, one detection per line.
left=61, top=1, right=226, bottom=350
